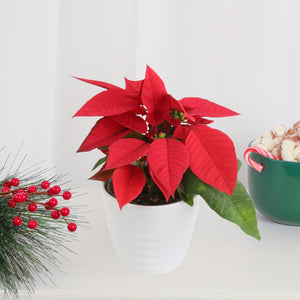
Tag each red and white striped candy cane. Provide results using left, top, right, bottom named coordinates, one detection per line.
left=244, top=146, right=278, bottom=172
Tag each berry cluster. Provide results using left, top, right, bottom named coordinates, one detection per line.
left=2, top=178, right=77, bottom=232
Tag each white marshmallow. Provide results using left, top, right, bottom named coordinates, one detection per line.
left=271, top=147, right=281, bottom=159
left=274, top=124, right=286, bottom=137
left=261, top=136, right=275, bottom=151
left=292, top=121, right=300, bottom=137
left=293, top=121, right=300, bottom=128
left=294, top=146, right=300, bottom=158
left=287, top=136, right=299, bottom=142
left=252, top=122, right=300, bottom=162
left=263, top=130, right=274, bottom=139
left=257, top=144, right=268, bottom=151
left=251, top=138, right=262, bottom=147
left=287, top=127, right=298, bottom=138
left=282, top=139, right=295, bottom=151
left=273, top=136, right=283, bottom=147
left=281, top=149, right=295, bottom=161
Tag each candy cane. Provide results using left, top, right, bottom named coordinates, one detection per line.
left=244, top=146, right=278, bottom=172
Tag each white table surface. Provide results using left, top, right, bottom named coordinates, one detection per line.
left=4, top=186, right=300, bottom=300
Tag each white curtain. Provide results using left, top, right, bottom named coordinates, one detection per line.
left=0, top=0, right=299, bottom=186
left=0, top=0, right=59, bottom=157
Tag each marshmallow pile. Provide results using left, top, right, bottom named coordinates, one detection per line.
left=251, top=121, right=300, bottom=162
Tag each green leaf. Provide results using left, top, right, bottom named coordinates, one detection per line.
left=184, top=169, right=261, bottom=240
left=184, top=168, right=206, bottom=198
left=183, top=195, right=194, bottom=206
left=91, top=156, right=107, bottom=171
left=177, top=188, right=194, bottom=206
left=238, top=159, right=242, bottom=171
left=98, top=146, right=109, bottom=153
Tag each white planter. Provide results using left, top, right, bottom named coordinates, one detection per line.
left=103, top=183, right=199, bottom=275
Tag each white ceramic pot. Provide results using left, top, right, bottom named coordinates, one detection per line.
left=103, top=184, right=199, bottom=275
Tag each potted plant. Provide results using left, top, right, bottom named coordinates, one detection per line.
left=73, top=66, right=260, bottom=274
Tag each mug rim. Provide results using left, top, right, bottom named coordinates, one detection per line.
left=255, top=153, right=299, bottom=165
left=248, top=140, right=300, bottom=165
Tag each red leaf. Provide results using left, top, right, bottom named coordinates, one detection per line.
left=73, top=89, right=140, bottom=117
left=145, top=94, right=170, bottom=125
left=148, top=164, right=171, bottom=200
left=125, top=78, right=144, bottom=96
left=167, top=118, right=182, bottom=127
left=110, top=111, right=147, bottom=133
left=89, top=163, right=114, bottom=182
left=186, top=116, right=214, bottom=125
left=169, top=95, right=195, bottom=122
left=106, top=139, right=150, bottom=169
left=180, top=97, right=239, bottom=118
left=77, top=117, right=131, bottom=152
left=131, top=105, right=147, bottom=115
left=113, top=165, right=146, bottom=209
left=147, top=138, right=189, bottom=199
left=142, top=66, right=169, bottom=125
left=173, top=125, right=191, bottom=140
left=72, top=76, right=121, bottom=90
left=185, top=126, right=238, bottom=195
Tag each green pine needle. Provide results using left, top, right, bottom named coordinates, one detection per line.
left=0, top=148, right=81, bottom=297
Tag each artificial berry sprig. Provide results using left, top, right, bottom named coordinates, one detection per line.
left=1, top=178, right=77, bottom=232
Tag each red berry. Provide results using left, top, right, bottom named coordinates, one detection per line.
left=8, top=199, right=17, bottom=208
left=28, top=219, right=38, bottom=229
left=51, top=210, right=60, bottom=220
left=47, top=188, right=54, bottom=196
left=4, top=180, right=12, bottom=187
left=51, top=185, right=61, bottom=195
left=48, top=198, right=58, bottom=207
left=41, top=180, right=50, bottom=189
left=45, top=202, right=52, bottom=210
left=13, top=216, right=22, bottom=226
left=20, top=192, right=28, bottom=201
left=1, top=187, right=10, bottom=192
left=63, top=191, right=72, bottom=200
left=68, top=223, right=77, bottom=232
left=28, top=203, right=37, bottom=212
left=11, top=178, right=20, bottom=187
left=60, top=207, right=70, bottom=217
left=27, top=185, right=37, bottom=193
left=14, top=193, right=23, bottom=203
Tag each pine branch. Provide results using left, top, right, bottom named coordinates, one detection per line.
left=0, top=148, right=82, bottom=297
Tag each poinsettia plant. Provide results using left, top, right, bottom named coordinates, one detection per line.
left=73, top=66, right=260, bottom=240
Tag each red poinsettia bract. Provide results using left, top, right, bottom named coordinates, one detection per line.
left=74, top=66, right=239, bottom=209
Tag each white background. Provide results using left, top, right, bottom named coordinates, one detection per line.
left=1, top=0, right=299, bottom=187
left=0, top=0, right=300, bottom=298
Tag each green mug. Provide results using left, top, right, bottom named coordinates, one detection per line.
left=248, top=151, right=300, bottom=225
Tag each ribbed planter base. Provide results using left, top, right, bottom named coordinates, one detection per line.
left=103, top=184, right=199, bottom=275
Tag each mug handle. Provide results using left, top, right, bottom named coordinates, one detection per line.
left=244, top=146, right=278, bottom=172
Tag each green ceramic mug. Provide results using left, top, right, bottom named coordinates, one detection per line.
left=248, top=151, right=300, bottom=225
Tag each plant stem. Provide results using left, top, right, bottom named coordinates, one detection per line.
left=0, top=189, right=48, bottom=198
left=147, top=179, right=153, bottom=201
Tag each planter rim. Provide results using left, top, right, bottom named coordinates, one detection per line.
left=103, top=182, right=189, bottom=209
